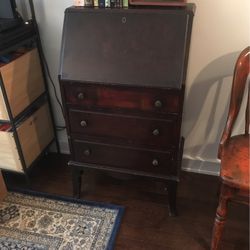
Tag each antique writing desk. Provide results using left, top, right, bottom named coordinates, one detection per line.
left=59, top=5, right=194, bottom=216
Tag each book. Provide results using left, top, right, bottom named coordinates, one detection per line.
left=123, top=0, right=128, bottom=7
left=84, top=0, right=94, bottom=6
left=110, top=0, right=115, bottom=7
left=117, top=0, right=122, bottom=7
left=73, top=0, right=84, bottom=6
left=110, top=0, right=122, bottom=7
left=98, top=0, right=105, bottom=7
left=105, top=0, right=111, bottom=7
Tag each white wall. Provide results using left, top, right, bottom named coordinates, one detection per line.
left=183, top=0, right=250, bottom=174
left=17, top=0, right=250, bottom=174
left=16, top=0, right=73, bottom=153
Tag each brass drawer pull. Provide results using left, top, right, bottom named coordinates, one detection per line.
left=77, top=92, right=84, bottom=100
left=83, top=149, right=91, bottom=156
left=80, top=120, right=87, bottom=127
left=152, top=129, right=160, bottom=136
left=152, top=159, right=159, bottom=166
left=154, top=100, right=162, bottom=108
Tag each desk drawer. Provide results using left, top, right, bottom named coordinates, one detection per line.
left=0, top=102, right=54, bottom=172
left=0, top=48, right=45, bottom=120
left=63, top=83, right=181, bottom=115
left=69, top=109, right=177, bottom=149
left=73, top=140, right=174, bottom=175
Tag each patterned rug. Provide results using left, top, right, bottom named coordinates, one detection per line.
left=0, top=191, right=124, bottom=250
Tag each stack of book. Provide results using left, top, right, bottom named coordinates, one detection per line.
left=74, top=0, right=128, bottom=8
left=99, top=0, right=126, bottom=8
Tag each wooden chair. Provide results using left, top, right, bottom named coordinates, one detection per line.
left=211, top=47, right=250, bottom=250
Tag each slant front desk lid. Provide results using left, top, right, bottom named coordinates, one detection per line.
left=59, top=6, right=194, bottom=89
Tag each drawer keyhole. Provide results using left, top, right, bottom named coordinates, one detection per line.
left=152, top=129, right=160, bottom=136
left=152, top=159, right=159, bottom=167
left=122, top=17, right=126, bottom=24
left=80, top=120, right=87, bottom=127
left=77, top=92, right=84, bottom=100
left=154, top=100, right=162, bottom=108
left=83, top=149, right=91, bottom=157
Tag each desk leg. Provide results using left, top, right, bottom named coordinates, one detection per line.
left=72, top=168, right=83, bottom=199
left=168, top=180, right=178, bottom=217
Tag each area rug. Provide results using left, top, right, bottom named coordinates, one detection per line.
left=0, top=190, right=124, bottom=250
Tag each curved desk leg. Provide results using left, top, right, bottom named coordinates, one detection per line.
left=72, top=167, right=83, bottom=199
left=167, top=180, right=178, bottom=217
left=167, top=137, right=183, bottom=217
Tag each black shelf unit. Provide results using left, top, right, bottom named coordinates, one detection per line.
left=0, top=0, right=60, bottom=177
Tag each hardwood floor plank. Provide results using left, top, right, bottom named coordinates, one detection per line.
left=3, top=153, right=249, bottom=250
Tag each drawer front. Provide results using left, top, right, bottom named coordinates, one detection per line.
left=69, top=109, right=178, bottom=149
left=0, top=48, right=45, bottom=119
left=63, top=83, right=181, bottom=115
left=73, top=140, right=175, bottom=175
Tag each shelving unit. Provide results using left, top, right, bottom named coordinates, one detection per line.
left=0, top=0, right=59, bottom=176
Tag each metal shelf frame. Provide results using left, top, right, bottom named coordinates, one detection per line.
left=0, top=0, right=60, bottom=178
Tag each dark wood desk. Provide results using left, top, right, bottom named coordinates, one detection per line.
left=59, top=5, right=195, bottom=216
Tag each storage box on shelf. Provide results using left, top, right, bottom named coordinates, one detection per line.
left=0, top=102, right=54, bottom=172
left=0, top=47, right=56, bottom=174
left=0, top=48, right=45, bottom=120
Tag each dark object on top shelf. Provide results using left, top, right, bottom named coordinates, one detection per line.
left=0, top=0, right=23, bottom=32
left=0, top=22, right=35, bottom=54
left=0, top=0, right=17, bottom=18
left=0, top=18, right=23, bottom=33
left=129, top=0, right=186, bottom=7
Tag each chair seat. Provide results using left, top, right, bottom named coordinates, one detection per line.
left=220, top=134, right=249, bottom=190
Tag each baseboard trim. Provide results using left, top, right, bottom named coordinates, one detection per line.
left=58, top=140, right=70, bottom=155
left=182, top=158, right=220, bottom=176
left=50, top=139, right=70, bottom=155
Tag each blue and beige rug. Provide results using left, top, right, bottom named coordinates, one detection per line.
left=0, top=191, right=124, bottom=250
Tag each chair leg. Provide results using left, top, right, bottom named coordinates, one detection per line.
left=211, top=184, right=233, bottom=250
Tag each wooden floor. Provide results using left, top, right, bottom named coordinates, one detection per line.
left=4, top=153, right=249, bottom=250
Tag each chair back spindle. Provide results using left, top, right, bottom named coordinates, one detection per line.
left=245, top=86, right=249, bottom=135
